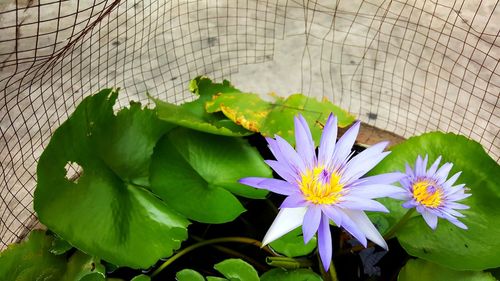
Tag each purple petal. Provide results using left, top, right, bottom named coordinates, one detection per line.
left=446, top=192, right=472, bottom=201
left=264, top=160, right=299, bottom=183
left=347, top=184, right=407, bottom=200
left=447, top=192, right=472, bottom=201
left=330, top=121, right=360, bottom=168
left=402, top=200, right=417, bottom=209
left=415, top=155, right=424, bottom=177
left=448, top=218, right=468, bottom=229
left=441, top=208, right=465, bottom=218
left=338, top=210, right=368, bottom=247
left=302, top=206, right=322, bottom=243
left=267, top=136, right=305, bottom=175
left=342, top=148, right=390, bottom=183
left=422, top=155, right=429, bottom=174
left=343, top=210, right=388, bottom=250
left=322, top=205, right=343, bottom=226
left=262, top=207, right=307, bottom=245
left=399, top=176, right=412, bottom=190
left=421, top=210, right=438, bottom=230
left=444, top=184, right=466, bottom=196
left=275, top=135, right=306, bottom=173
left=318, top=114, right=338, bottom=166
left=318, top=215, right=333, bottom=271
left=279, top=193, right=308, bottom=208
left=446, top=202, right=470, bottom=210
left=338, top=196, right=389, bottom=212
left=405, top=163, right=414, bottom=178
left=427, top=156, right=442, bottom=175
left=443, top=171, right=462, bottom=188
left=434, top=162, right=453, bottom=184
left=357, top=172, right=406, bottom=186
left=294, top=115, right=316, bottom=169
left=239, top=177, right=297, bottom=195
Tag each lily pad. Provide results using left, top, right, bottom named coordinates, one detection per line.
left=176, top=269, right=206, bottom=281
left=175, top=260, right=259, bottom=281
left=398, top=259, right=496, bottom=281
left=369, top=132, right=500, bottom=270
left=154, top=76, right=251, bottom=136
left=269, top=227, right=317, bottom=257
left=0, top=230, right=106, bottom=281
left=205, top=91, right=355, bottom=145
left=150, top=127, right=272, bottom=223
left=213, top=259, right=260, bottom=281
left=260, top=268, right=323, bottom=281
left=130, top=275, right=151, bottom=281
left=34, top=89, right=189, bottom=268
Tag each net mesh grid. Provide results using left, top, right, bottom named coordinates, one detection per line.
left=0, top=0, right=498, bottom=249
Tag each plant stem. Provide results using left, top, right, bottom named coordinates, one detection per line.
left=328, top=261, right=339, bottom=281
left=383, top=208, right=415, bottom=240
left=210, top=244, right=269, bottom=272
left=266, top=256, right=312, bottom=269
left=150, top=236, right=276, bottom=277
left=318, top=255, right=339, bottom=281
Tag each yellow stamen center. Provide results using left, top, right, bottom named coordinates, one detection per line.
left=299, top=166, right=343, bottom=205
left=412, top=179, right=443, bottom=208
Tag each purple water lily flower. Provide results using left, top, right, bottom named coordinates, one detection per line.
left=239, top=114, right=404, bottom=270
left=399, top=155, right=470, bottom=230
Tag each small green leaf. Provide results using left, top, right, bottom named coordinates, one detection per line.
left=176, top=269, right=206, bottom=281
left=150, top=128, right=271, bottom=223
left=369, top=132, right=500, bottom=270
left=260, top=268, right=323, bottom=281
left=206, top=277, right=228, bottom=281
left=154, top=77, right=251, bottom=136
left=205, top=92, right=355, bottom=145
left=49, top=235, right=73, bottom=255
left=0, top=231, right=106, bottom=281
left=130, top=274, right=151, bottom=281
left=269, top=227, right=317, bottom=257
left=213, top=259, right=259, bottom=281
left=35, top=89, right=189, bottom=268
left=398, top=259, right=496, bottom=281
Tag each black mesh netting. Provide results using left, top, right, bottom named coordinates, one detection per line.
left=0, top=0, right=498, bottom=249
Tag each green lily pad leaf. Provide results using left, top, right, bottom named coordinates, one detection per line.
left=369, top=132, right=500, bottom=270
left=213, top=259, right=259, bottom=281
left=0, top=230, right=106, bottom=281
left=50, top=235, right=73, bottom=255
left=63, top=251, right=106, bottom=281
left=398, top=259, right=496, bottom=281
left=269, top=227, right=317, bottom=257
left=260, top=268, right=323, bottom=281
left=0, top=231, right=65, bottom=280
left=34, top=89, right=189, bottom=268
left=176, top=269, right=206, bottom=281
left=154, top=77, right=251, bottom=136
left=150, top=128, right=271, bottom=223
left=130, top=275, right=151, bottom=281
left=205, top=91, right=356, bottom=145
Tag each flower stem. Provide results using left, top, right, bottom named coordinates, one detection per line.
left=266, top=256, right=312, bottom=269
left=318, top=256, right=339, bottom=281
left=150, top=236, right=276, bottom=277
left=211, top=244, right=269, bottom=272
left=383, top=208, right=416, bottom=240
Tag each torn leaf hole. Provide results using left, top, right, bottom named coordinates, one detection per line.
left=65, top=161, right=83, bottom=183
